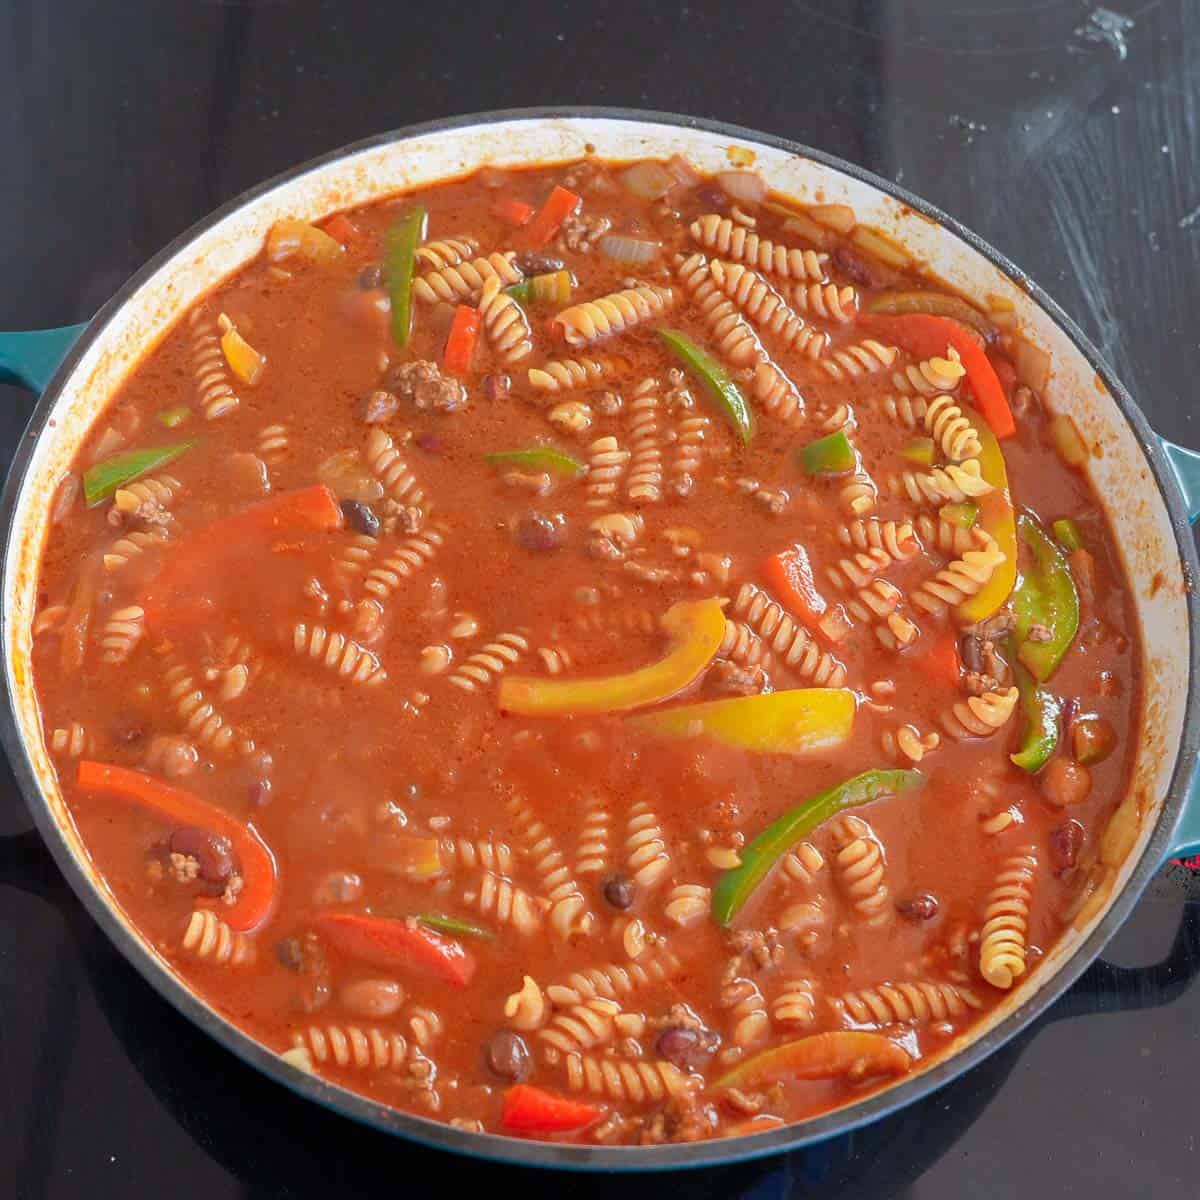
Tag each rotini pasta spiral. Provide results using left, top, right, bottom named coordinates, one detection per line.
left=719, top=618, right=776, bottom=673
left=98, top=605, right=145, bottom=664
left=163, top=658, right=254, bottom=757
left=508, top=793, right=593, bottom=938
left=671, top=409, right=711, bottom=493
left=924, top=394, right=982, bottom=462
left=478, top=274, right=533, bottom=364
left=979, top=848, right=1038, bottom=989
left=881, top=393, right=928, bottom=430
left=721, top=976, right=769, bottom=1048
left=910, top=534, right=1004, bottom=616
left=291, top=622, right=387, bottom=686
left=527, top=357, right=610, bottom=391
left=575, top=794, right=611, bottom=879
left=188, top=308, right=240, bottom=420
left=840, top=470, right=877, bottom=518
left=825, top=546, right=894, bottom=593
left=731, top=582, right=847, bottom=686
left=555, top=284, right=674, bottom=347
left=291, top=1023, right=409, bottom=1070
left=407, top=1005, right=443, bottom=1049
left=893, top=348, right=966, bottom=396
left=257, top=425, right=289, bottom=466
left=447, top=630, right=529, bottom=693
left=707, top=260, right=826, bottom=358
left=772, top=978, right=817, bottom=1027
left=915, top=512, right=981, bottom=556
left=626, top=377, right=664, bottom=503
left=563, top=1053, right=693, bottom=1103
left=585, top=434, right=630, bottom=508
left=412, top=251, right=521, bottom=304
left=750, top=360, right=806, bottom=427
left=364, top=428, right=427, bottom=508
left=663, top=882, right=710, bottom=926
left=544, top=946, right=682, bottom=1008
left=941, top=686, right=1019, bottom=740
left=103, top=527, right=168, bottom=574
left=50, top=722, right=92, bottom=757
left=362, top=523, right=445, bottom=600
left=624, top=801, right=672, bottom=889
left=875, top=611, right=921, bottom=652
left=181, top=909, right=256, bottom=965
left=887, top=459, right=992, bottom=505
left=782, top=841, right=826, bottom=886
left=439, top=836, right=514, bottom=875
left=689, top=214, right=829, bottom=281
left=111, top=473, right=183, bottom=521
left=414, top=235, right=479, bottom=271
left=831, top=979, right=982, bottom=1027
left=538, top=997, right=621, bottom=1055
left=676, top=253, right=763, bottom=367
left=792, top=281, right=858, bottom=323
left=831, top=814, right=891, bottom=925
left=503, top=975, right=548, bottom=1031
left=837, top=519, right=919, bottom=562
left=821, top=339, right=898, bottom=381
left=462, top=870, right=546, bottom=934
left=846, top=578, right=904, bottom=626
left=882, top=723, right=941, bottom=764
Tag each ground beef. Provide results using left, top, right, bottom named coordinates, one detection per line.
left=724, top=928, right=784, bottom=978
left=558, top=210, right=612, bottom=253
left=707, top=659, right=769, bottom=697
left=384, top=360, right=467, bottom=413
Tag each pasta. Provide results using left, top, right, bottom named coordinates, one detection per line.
left=574, top=794, right=611, bottom=879
left=792, top=281, right=857, bottom=323
left=291, top=1024, right=409, bottom=1070
left=840, top=469, right=877, bottom=517
left=362, top=523, right=445, bottom=600
left=910, top=534, right=1005, bottom=616
left=188, top=308, right=240, bottom=420
left=820, top=339, right=898, bottom=381
left=447, top=630, right=529, bottom=693
left=837, top=519, right=919, bottom=562
left=706, top=259, right=827, bottom=358
left=585, top=434, right=631, bottom=508
left=555, top=284, right=674, bottom=347
left=50, top=722, right=92, bottom=757
left=508, top=793, right=593, bottom=938
left=749, top=359, right=806, bottom=427
left=415, top=235, right=479, bottom=271
left=412, top=251, right=521, bottom=304
left=626, top=377, right=664, bottom=503
left=831, top=814, right=891, bottom=925
left=103, top=527, right=168, bottom=574
left=719, top=618, right=777, bottom=673
left=915, top=512, right=981, bottom=556
left=941, top=687, right=1020, bottom=740
left=439, top=836, right=515, bottom=875
left=290, top=622, right=387, bottom=686
left=181, top=909, right=256, bottom=965
left=257, top=424, right=289, bottom=465
left=663, top=883, right=711, bottom=926
left=364, top=428, right=427, bottom=508
left=882, top=723, right=941, bottom=764
left=887, top=459, right=993, bottom=505
left=544, top=945, right=683, bottom=1008
left=110, top=473, right=183, bottom=521
left=721, top=976, right=769, bottom=1049
left=676, top=253, right=764, bottom=366
left=162, top=657, right=254, bottom=757
left=831, top=980, right=982, bottom=1027
left=563, top=1054, right=693, bottom=1102
left=527, top=357, right=610, bottom=391
left=979, top=848, right=1038, bottom=988
left=689, top=214, right=829, bottom=281
left=478, top=274, right=533, bottom=364
left=462, top=870, right=546, bottom=935
left=624, top=801, right=672, bottom=890
left=924, top=394, right=982, bottom=461
left=98, top=605, right=145, bottom=664
left=503, top=975, right=549, bottom=1031
left=731, top=582, right=848, bottom=685
left=893, top=348, right=966, bottom=396
left=538, top=997, right=621, bottom=1055
left=772, top=978, right=817, bottom=1027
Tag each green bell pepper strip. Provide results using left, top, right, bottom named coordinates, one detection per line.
left=506, top=270, right=572, bottom=306
left=658, top=329, right=753, bottom=445
left=900, top=437, right=936, bottom=466
left=712, top=768, right=923, bottom=926
left=801, top=429, right=856, bottom=476
left=1009, top=662, right=1061, bottom=772
left=83, top=439, right=196, bottom=508
left=1052, top=517, right=1084, bottom=553
left=1012, top=514, right=1080, bottom=682
left=383, top=205, right=427, bottom=348
left=940, top=501, right=979, bottom=530
left=417, top=912, right=495, bottom=941
left=484, top=447, right=585, bottom=476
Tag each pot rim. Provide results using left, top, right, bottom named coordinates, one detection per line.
left=3, top=105, right=1198, bottom=1172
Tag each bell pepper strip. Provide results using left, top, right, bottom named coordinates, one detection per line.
left=715, top=1031, right=912, bottom=1090
left=218, top=316, right=265, bottom=385
left=867, top=290, right=997, bottom=341
left=628, top=688, right=855, bottom=755
left=506, top=269, right=572, bottom=306
left=369, top=833, right=444, bottom=880
left=484, top=447, right=585, bottom=477
left=156, top=405, right=191, bottom=429
left=1072, top=714, right=1117, bottom=765
left=319, top=213, right=357, bottom=245
left=267, top=218, right=345, bottom=264
left=383, top=205, right=427, bottom=348
left=658, top=329, right=754, bottom=445
left=416, top=913, right=495, bottom=941
left=900, top=437, right=936, bottom=466
left=762, top=545, right=827, bottom=630
left=141, top=485, right=343, bottom=631
left=83, top=439, right=196, bottom=507
left=1052, top=517, right=1084, bottom=553
left=1010, top=663, right=1061, bottom=773
left=76, top=762, right=277, bottom=933
left=492, top=196, right=535, bottom=226
left=913, top=627, right=961, bottom=685
left=526, top=185, right=581, bottom=248
left=443, top=304, right=480, bottom=375
left=940, top=501, right=979, bottom=530
left=499, top=597, right=726, bottom=717
left=864, top=313, right=1015, bottom=438
left=957, top=421, right=1017, bottom=623
left=712, top=768, right=923, bottom=926
left=800, top=429, right=856, bottom=476
left=315, top=912, right=476, bottom=987
left=1012, top=514, right=1080, bottom=682
left=500, top=1084, right=602, bottom=1135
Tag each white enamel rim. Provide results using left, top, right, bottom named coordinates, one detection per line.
left=2, top=109, right=1198, bottom=1171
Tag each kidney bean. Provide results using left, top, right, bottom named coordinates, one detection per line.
left=312, top=870, right=363, bottom=907
left=1040, top=756, right=1092, bottom=807
left=514, top=511, right=565, bottom=553
left=602, top=873, right=635, bottom=910
left=340, top=499, right=380, bottom=537
left=656, top=1026, right=714, bottom=1072
left=275, top=937, right=305, bottom=972
left=482, top=374, right=511, bottom=402
left=486, top=1030, right=531, bottom=1081
left=359, top=263, right=384, bottom=289
left=340, top=978, right=405, bottom=1019
left=1051, top=820, right=1085, bottom=874
left=415, top=431, right=444, bottom=454
left=513, top=252, right=565, bottom=275
left=110, top=714, right=146, bottom=744
left=897, top=892, right=939, bottom=921
left=169, top=826, right=236, bottom=888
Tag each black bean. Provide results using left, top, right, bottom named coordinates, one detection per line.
left=340, top=499, right=380, bottom=537
left=275, top=937, right=305, bottom=972
left=486, top=1030, right=531, bottom=1081
left=897, top=892, right=939, bottom=921
left=359, top=263, right=384, bottom=289
left=169, top=826, right=236, bottom=886
left=514, top=252, right=565, bottom=275
left=110, top=714, right=146, bottom=744
left=602, top=873, right=635, bottom=910
left=656, top=1026, right=710, bottom=1071
left=695, top=185, right=730, bottom=211
left=514, top=511, right=565, bottom=554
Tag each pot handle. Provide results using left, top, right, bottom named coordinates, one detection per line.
left=0, top=324, right=87, bottom=394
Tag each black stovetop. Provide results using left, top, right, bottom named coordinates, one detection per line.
left=3, top=2, right=1199, bottom=1196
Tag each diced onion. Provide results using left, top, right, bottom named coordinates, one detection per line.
left=598, top=234, right=661, bottom=266
left=850, top=225, right=911, bottom=270
left=807, top=203, right=856, bottom=234
left=781, top=213, right=831, bottom=250
left=666, top=154, right=701, bottom=188
left=716, top=170, right=768, bottom=206
left=1014, top=337, right=1051, bottom=394
left=619, top=161, right=675, bottom=200
left=318, top=450, right=384, bottom=503
left=1049, top=414, right=1088, bottom=469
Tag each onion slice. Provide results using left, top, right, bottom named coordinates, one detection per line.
left=598, top=234, right=660, bottom=266
left=716, top=170, right=767, bottom=206
left=619, top=161, right=675, bottom=201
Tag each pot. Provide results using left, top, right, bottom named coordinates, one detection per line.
left=2, top=108, right=1199, bottom=1171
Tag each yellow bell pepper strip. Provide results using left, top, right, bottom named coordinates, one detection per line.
left=266, top=217, right=345, bottom=264
left=484, top=447, right=585, bottom=477
left=505, top=270, right=572, bottom=306
left=83, top=439, right=196, bottom=507
left=957, top=419, right=1017, bottom=623
left=1052, top=517, right=1084, bottom=553
left=801, top=428, right=856, bottom=475
left=218, top=315, right=265, bottom=385
left=900, top=437, right=937, bottom=466
left=715, top=1031, right=912, bottom=1090
left=499, top=597, right=726, bottom=717
left=383, top=205, right=427, bottom=348
left=76, top=761, right=277, bottom=933
left=940, top=500, right=979, bottom=531
left=658, top=329, right=754, bottom=445
left=628, top=688, right=855, bottom=755
left=1010, top=662, right=1061, bottom=773
left=867, top=289, right=997, bottom=341
left=1012, top=514, right=1080, bottom=682
left=712, top=768, right=923, bottom=926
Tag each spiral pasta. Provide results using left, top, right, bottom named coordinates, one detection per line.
left=782, top=841, right=826, bottom=887
left=447, top=630, right=529, bottom=693
left=362, top=523, right=445, bottom=600
left=624, top=801, right=672, bottom=889
left=626, top=377, right=664, bottom=503
left=103, top=527, right=168, bottom=574
left=439, top=836, right=514, bottom=875
left=539, top=997, right=621, bottom=1055
left=503, top=975, right=549, bottom=1031
left=772, top=978, right=816, bottom=1027
left=111, top=473, right=183, bottom=521
left=676, top=253, right=763, bottom=367
left=50, top=722, right=92, bottom=757
left=840, top=470, right=878, bottom=517
left=707, top=259, right=826, bottom=358
left=364, top=428, right=426, bottom=508
left=875, top=611, right=921, bottom=652
left=941, top=686, right=1019, bottom=740
left=831, top=980, right=982, bottom=1027
left=924, top=394, right=982, bottom=462
left=188, top=308, right=240, bottom=420
left=837, top=519, right=919, bottom=562
left=555, top=284, right=674, bottom=347
left=731, top=582, right=847, bottom=686
left=99, top=605, right=145, bottom=664
left=544, top=946, right=683, bottom=1008
left=527, top=357, right=610, bottom=391
left=563, top=1053, right=693, bottom=1103
left=291, top=622, right=387, bottom=686
left=750, top=360, right=806, bottom=427
left=915, top=512, right=981, bottom=556
left=792, top=281, right=858, bottom=323
left=585, top=434, right=630, bottom=508
left=910, top=534, right=1004, bottom=616
left=478, top=274, right=533, bottom=364
left=831, top=814, right=891, bottom=925
left=689, top=214, right=829, bottom=281
left=291, top=1024, right=409, bottom=1070
left=825, top=546, right=894, bottom=593
left=882, top=723, right=941, bottom=764
left=719, top=618, right=777, bottom=673
left=257, top=425, right=289, bottom=466
left=462, top=870, right=546, bottom=934
left=893, top=348, right=966, bottom=396
left=413, top=251, right=521, bottom=304
left=721, top=976, right=769, bottom=1048
left=846, top=579, right=904, bottom=627
left=663, top=882, right=710, bottom=926
left=508, top=793, right=593, bottom=938
left=163, top=658, right=254, bottom=757
left=887, top=459, right=992, bottom=505
left=821, top=339, right=898, bottom=381
left=979, top=848, right=1038, bottom=989
left=671, top=409, right=711, bottom=494
left=415, top=235, right=479, bottom=271
left=181, top=909, right=256, bottom=965
left=575, top=794, right=610, bottom=879
left=881, top=393, right=928, bottom=430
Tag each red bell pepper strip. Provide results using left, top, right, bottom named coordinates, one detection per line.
left=315, top=912, right=476, bottom=987
left=443, top=304, right=480, bottom=375
left=913, top=628, right=961, bottom=684
left=141, top=485, right=343, bottom=630
left=526, top=186, right=581, bottom=248
left=76, top=761, right=277, bottom=933
left=762, top=545, right=827, bottom=631
left=492, top=196, right=535, bottom=226
left=500, top=1084, right=603, bottom=1134
left=320, top=213, right=357, bottom=245
left=864, top=313, right=1015, bottom=439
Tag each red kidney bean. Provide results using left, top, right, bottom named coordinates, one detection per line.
left=312, top=870, right=363, bottom=907
left=514, top=511, right=565, bottom=553
left=602, top=874, right=635, bottom=910
left=897, top=892, right=939, bottom=921
left=486, top=1031, right=531, bottom=1081
left=169, top=827, right=236, bottom=888
left=340, top=499, right=380, bottom=537
left=1050, top=820, right=1085, bottom=874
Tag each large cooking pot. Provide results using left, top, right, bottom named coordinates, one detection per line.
left=2, top=109, right=1199, bottom=1171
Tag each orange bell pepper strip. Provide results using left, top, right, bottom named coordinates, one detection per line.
left=492, top=196, right=535, bottom=226
left=715, top=1031, right=912, bottom=1090
left=141, top=485, right=343, bottom=631
left=315, top=912, right=476, bottom=988
left=443, top=304, right=481, bottom=375
left=628, top=688, right=855, bottom=755
left=958, top=420, right=1017, bottom=623
left=526, top=185, right=581, bottom=248
left=76, top=761, right=277, bottom=933
left=500, top=1084, right=603, bottom=1134
left=319, top=213, right=357, bottom=245
left=762, top=545, right=826, bottom=630
left=498, top=597, right=726, bottom=717
left=863, top=313, right=1015, bottom=438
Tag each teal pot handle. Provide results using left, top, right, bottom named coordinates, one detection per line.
left=1161, top=437, right=1200, bottom=859
left=0, top=324, right=87, bottom=393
